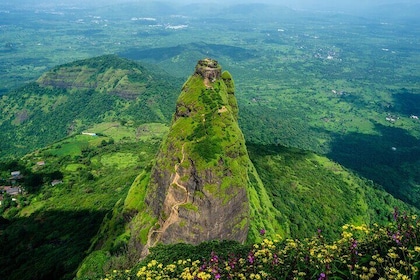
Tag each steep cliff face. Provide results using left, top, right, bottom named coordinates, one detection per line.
left=136, top=59, right=250, bottom=253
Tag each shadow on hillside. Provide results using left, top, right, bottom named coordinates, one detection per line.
left=0, top=209, right=107, bottom=280
left=246, top=142, right=403, bottom=240
left=389, top=89, right=420, bottom=116
left=247, top=142, right=311, bottom=158
left=328, top=123, right=420, bottom=208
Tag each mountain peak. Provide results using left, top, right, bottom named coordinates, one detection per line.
left=194, top=58, right=222, bottom=86
left=123, top=59, right=251, bottom=257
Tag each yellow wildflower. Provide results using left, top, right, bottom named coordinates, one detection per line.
left=147, top=260, right=158, bottom=268
left=369, top=267, right=377, bottom=274
left=387, top=252, right=398, bottom=259
left=165, top=264, right=177, bottom=273
left=238, top=274, right=247, bottom=280
left=137, top=266, right=147, bottom=277
left=197, top=272, right=212, bottom=280
left=396, top=274, right=409, bottom=280
left=342, top=231, right=353, bottom=239
left=359, top=274, right=369, bottom=280
left=389, top=267, right=398, bottom=274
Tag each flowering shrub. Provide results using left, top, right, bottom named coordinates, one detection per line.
left=98, top=210, right=420, bottom=280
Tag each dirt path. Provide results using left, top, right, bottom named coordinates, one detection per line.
left=156, top=144, right=188, bottom=235
left=142, top=144, right=189, bottom=255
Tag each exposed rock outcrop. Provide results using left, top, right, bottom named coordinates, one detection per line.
left=137, top=59, right=250, bottom=255
left=195, top=58, right=222, bottom=81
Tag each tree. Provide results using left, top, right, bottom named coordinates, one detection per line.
left=24, top=173, right=43, bottom=193
left=0, top=193, right=12, bottom=212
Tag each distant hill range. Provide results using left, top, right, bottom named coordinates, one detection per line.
left=0, top=55, right=180, bottom=158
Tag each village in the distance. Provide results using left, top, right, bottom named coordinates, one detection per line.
left=0, top=171, right=24, bottom=208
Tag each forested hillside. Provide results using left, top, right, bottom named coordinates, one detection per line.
left=0, top=55, right=180, bottom=158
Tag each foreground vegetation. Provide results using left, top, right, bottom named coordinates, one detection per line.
left=88, top=209, right=420, bottom=279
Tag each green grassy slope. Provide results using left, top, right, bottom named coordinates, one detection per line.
left=0, top=122, right=163, bottom=280
left=248, top=144, right=416, bottom=240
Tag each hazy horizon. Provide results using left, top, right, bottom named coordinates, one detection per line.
left=3, top=0, right=419, bottom=13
